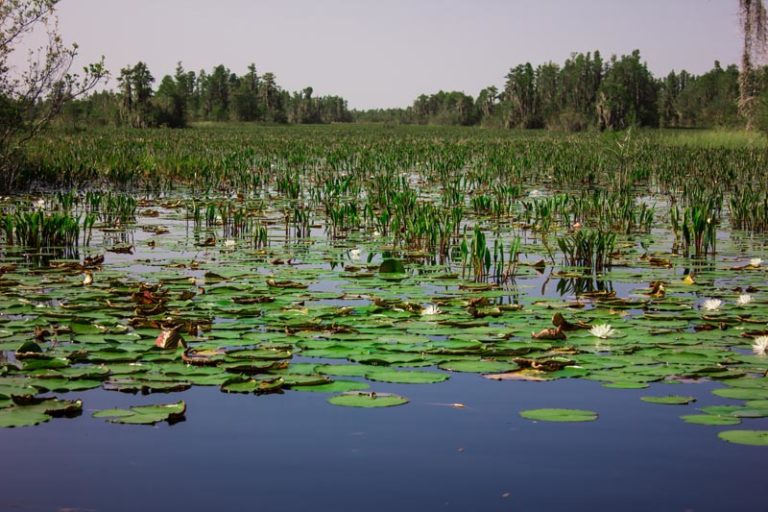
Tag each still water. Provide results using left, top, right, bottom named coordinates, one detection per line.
left=0, top=373, right=764, bottom=512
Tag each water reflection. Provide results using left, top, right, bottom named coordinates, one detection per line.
left=554, top=275, right=614, bottom=297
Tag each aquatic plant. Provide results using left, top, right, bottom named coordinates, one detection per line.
left=557, top=228, right=616, bottom=271
left=0, top=209, right=81, bottom=252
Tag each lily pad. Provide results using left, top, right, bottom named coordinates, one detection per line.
left=0, top=407, right=51, bottom=428
left=519, top=408, right=598, bottom=423
left=220, top=376, right=283, bottom=394
left=681, top=414, right=741, bottom=426
left=641, top=395, right=696, bottom=405
left=328, top=391, right=408, bottom=408
left=718, top=430, right=768, bottom=446
left=365, top=369, right=449, bottom=384
left=438, top=360, right=518, bottom=374
left=712, top=388, right=768, bottom=400
left=93, top=400, right=186, bottom=425
left=293, top=380, right=370, bottom=393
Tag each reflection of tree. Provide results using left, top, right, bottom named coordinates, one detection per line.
left=556, top=277, right=614, bottom=297
left=22, top=247, right=78, bottom=267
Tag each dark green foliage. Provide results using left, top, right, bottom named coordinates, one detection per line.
left=597, top=51, right=658, bottom=130
left=153, top=75, right=187, bottom=128
left=352, top=51, right=750, bottom=133
left=118, top=62, right=155, bottom=128
left=66, top=62, right=352, bottom=128
left=411, top=91, right=479, bottom=126
left=659, top=63, right=740, bottom=128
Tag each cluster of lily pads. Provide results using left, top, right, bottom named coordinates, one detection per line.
left=0, top=127, right=767, bottom=447
left=0, top=198, right=765, bottom=446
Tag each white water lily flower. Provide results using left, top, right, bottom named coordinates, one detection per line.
left=701, top=298, right=723, bottom=312
left=737, top=294, right=753, bottom=306
left=224, top=239, right=236, bottom=247
left=422, top=304, right=441, bottom=316
left=349, top=249, right=361, bottom=260
left=589, top=323, right=616, bottom=339
left=750, top=258, right=763, bottom=267
left=33, top=198, right=45, bottom=210
left=752, top=336, right=768, bottom=356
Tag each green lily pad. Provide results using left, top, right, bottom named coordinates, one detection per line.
left=681, top=414, right=741, bottom=426
left=293, top=380, right=370, bottom=393
left=641, top=395, right=696, bottom=405
left=519, top=408, right=598, bottom=423
left=603, top=381, right=649, bottom=389
left=280, top=374, right=331, bottom=387
left=29, top=378, right=102, bottom=392
left=438, top=360, right=518, bottom=374
left=718, top=430, right=768, bottom=446
left=220, top=376, right=283, bottom=394
left=365, top=369, right=449, bottom=384
left=328, top=391, right=408, bottom=408
left=93, top=400, right=186, bottom=425
left=0, top=407, right=51, bottom=428
left=712, top=388, right=768, bottom=400
left=317, top=364, right=378, bottom=377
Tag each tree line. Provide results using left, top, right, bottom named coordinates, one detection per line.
left=57, top=50, right=768, bottom=132
left=354, top=50, right=767, bottom=131
left=61, top=62, right=353, bottom=128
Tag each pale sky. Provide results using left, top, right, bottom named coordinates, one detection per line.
left=15, top=0, right=746, bottom=109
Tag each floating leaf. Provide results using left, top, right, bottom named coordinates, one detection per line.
left=93, top=400, right=186, bottom=425
left=293, top=380, right=369, bottom=393
left=641, top=395, right=696, bottom=405
left=681, top=414, right=741, bottom=426
left=519, top=408, right=598, bottom=423
left=718, top=430, right=768, bottom=446
left=0, top=407, right=51, bottom=428
left=365, top=369, right=448, bottom=384
left=317, top=364, right=378, bottom=377
left=328, top=391, right=408, bottom=408
left=438, top=360, right=518, bottom=374
left=713, top=388, right=768, bottom=400
left=220, top=376, right=283, bottom=394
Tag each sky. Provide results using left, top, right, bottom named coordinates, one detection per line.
left=11, top=0, right=746, bottom=109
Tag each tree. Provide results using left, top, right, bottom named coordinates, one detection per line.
left=675, top=62, right=740, bottom=127
left=658, top=71, right=682, bottom=127
left=558, top=51, right=602, bottom=130
left=259, top=72, right=278, bottom=121
left=206, top=64, right=230, bottom=121
left=230, top=63, right=260, bottom=121
left=118, top=62, right=154, bottom=127
left=503, top=63, right=540, bottom=128
left=536, top=62, right=561, bottom=126
left=173, top=62, right=194, bottom=120
left=0, top=0, right=106, bottom=191
left=738, top=0, right=767, bottom=126
left=596, top=50, right=658, bottom=130
left=154, top=75, right=186, bottom=127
